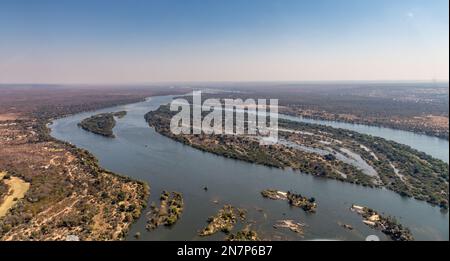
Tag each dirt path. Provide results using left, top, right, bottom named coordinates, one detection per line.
left=0, top=171, right=30, bottom=218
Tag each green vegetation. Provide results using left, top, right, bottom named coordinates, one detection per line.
left=78, top=113, right=116, bottom=137
left=0, top=109, right=148, bottom=240
left=226, top=227, right=260, bottom=241
left=113, top=111, right=127, bottom=119
left=0, top=175, right=7, bottom=206
left=280, top=119, right=449, bottom=209
left=78, top=111, right=126, bottom=138
left=197, top=86, right=449, bottom=140
left=261, top=190, right=317, bottom=213
left=0, top=124, right=149, bottom=240
left=351, top=205, right=414, bottom=241
left=0, top=86, right=189, bottom=240
left=199, top=205, right=238, bottom=236
left=146, top=104, right=449, bottom=209
left=146, top=191, right=184, bottom=230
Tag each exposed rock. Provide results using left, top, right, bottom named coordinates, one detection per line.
left=273, top=220, right=306, bottom=235
left=261, top=189, right=317, bottom=213
left=65, top=235, right=80, bottom=241
left=338, top=222, right=354, bottom=230
left=351, top=204, right=414, bottom=241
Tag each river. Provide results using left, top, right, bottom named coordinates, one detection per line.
left=279, top=114, right=449, bottom=163
left=50, top=95, right=449, bottom=241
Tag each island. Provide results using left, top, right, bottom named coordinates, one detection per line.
left=145, top=103, right=449, bottom=209
left=146, top=191, right=184, bottom=230
left=78, top=111, right=127, bottom=138
left=199, top=205, right=253, bottom=239
left=199, top=205, right=238, bottom=236
left=351, top=205, right=414, bottom=241
left=261, top=189, right=317, bottom=213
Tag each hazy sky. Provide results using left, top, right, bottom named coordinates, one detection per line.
left=0, top=0, right=448, bottom=83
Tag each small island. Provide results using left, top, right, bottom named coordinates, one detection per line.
left=273, top=220, right=306, bottom=235
left=261, top=189, right=317, bottom=213
left=199, top=205, right=238, bottom=236
left=78, top=111, right=127, bottom=138
left=146, top=191, right=184, bottom=230
left=351, top=205, right=414, bottom=241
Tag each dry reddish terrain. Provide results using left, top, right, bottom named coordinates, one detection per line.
left=0, top=85, right=188, bottom=240
left=195, top=83, right=449, bottom=139
left=0, top=114, right=19, bottom=121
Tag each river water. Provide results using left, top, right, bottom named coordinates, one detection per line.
left=50, top=95, right=449, bottom=241
left=279, top=114, right=449, bottom=163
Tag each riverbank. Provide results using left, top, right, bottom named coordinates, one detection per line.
left=145, top=104, right=449, bottom=209
left=0, top=87, right=189, bottom=240
left=0, top=110, right=150, bottom=240
left=50, top=94, right=449, bottom=241
left=281, top=109, right=449, bottom=141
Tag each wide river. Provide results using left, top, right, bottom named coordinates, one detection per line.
left=50, top=95, right=449, bottom=241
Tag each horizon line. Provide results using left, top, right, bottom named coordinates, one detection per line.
left=0, top=79, right=449, bottom=87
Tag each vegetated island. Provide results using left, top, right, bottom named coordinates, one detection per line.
left=145, top=104, right=449, bottom=209
left=0, top=85, right=189, bottom=241
left=261, top=189, right=317, bottom=213
left=199, top=205, right=259, bottom=241
left=226, top=227, right=260, bottom=241
left=78, top=111, right=127, bottom=138
left=351, top=205, right=414, bottom=241
left=146, top=191, right=184, bottom=230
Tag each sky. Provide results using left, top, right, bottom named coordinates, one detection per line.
left=0, top=0, right=448, bottom=83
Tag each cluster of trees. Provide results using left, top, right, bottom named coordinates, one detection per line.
left=78, top=113, right=117, bottom=138
left=0, top=181, right=8, bottom=205
left=281, top=120, right=449, bottom=209
left=197, top=88, right=449, bottom=139
left=148, top=104, right=449, bottom=210
left=146, top=191, right=184, bottom=230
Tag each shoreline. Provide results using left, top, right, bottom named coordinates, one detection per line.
left=281, top=111, right=449, bottom=141
left=41, top=98, right=159, bottom=240
left=47, top=93, right=448, bottom=240
left=145, top=104, right=449, bottom=210
left=41, top=93, right=448, bottom=239
left=0, top=94, right=176, bottom=241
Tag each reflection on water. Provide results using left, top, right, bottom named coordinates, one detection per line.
left=50, top=95, right=449, bottom=241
